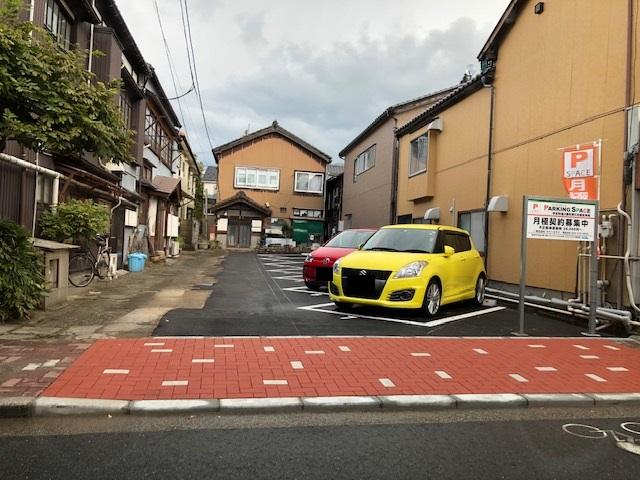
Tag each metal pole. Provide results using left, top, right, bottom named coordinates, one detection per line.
left=517, top=195, right=528, bottom=335
left=587, top=202, right=600, bottom=335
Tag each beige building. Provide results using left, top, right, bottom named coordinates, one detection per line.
left=339, top=88, right=455, bottom=229
left=212, top=121, right=331, bottom=248
left=395, top=0, right=640, bottom=306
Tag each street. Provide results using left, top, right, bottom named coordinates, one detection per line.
left=154, top=252, right=589, bottom=337
left=1, top=407, right=639, bottom=479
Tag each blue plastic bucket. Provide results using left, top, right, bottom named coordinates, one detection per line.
left=128, top=253, right=147, bottom=272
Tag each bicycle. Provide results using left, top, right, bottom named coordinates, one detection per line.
left=562, top=422, right=640, bottom=456
left=68, top=234, right=113, bottom=287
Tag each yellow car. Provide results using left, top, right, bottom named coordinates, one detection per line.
left=329, top=224, right=486, bottom=317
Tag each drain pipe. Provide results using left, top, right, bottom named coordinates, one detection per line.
left=616, top=202, right=640, bottom=315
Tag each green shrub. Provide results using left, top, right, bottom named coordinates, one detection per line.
left=0, top=220, right=46, bottom=322
left=39, top=199, right=109, bottom=245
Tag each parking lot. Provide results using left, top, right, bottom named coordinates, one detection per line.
left=153, top=252, right=593, bottom=337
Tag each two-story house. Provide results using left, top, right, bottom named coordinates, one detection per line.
left=338, top=87, right=455, bottom=229
left=211, top=121, right=331, bottom=248
left=394, top=0, right=640, bottom=308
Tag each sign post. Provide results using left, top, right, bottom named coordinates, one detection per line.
left=518, top=196, right=598, bottom=336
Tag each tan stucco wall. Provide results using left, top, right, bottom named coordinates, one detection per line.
left=487, top=0, right=628, bottom=292
left=342, top=106, right=437, bottom=228
left=217, top=134, right=326, bottom=219
left=396, top=87, right=490, bottom=223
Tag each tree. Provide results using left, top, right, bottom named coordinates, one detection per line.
left=0, top=0, right=133, bottom=162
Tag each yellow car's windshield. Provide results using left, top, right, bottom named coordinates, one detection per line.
left=362, top=228, right=438, bottom=253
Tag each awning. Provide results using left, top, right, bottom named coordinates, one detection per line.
left=151, top=176, right=181, bottom=196
left=423, top=207, right=440, bottom=221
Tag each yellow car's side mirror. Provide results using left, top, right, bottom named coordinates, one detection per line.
left=444, top=245, right=455, bottom=256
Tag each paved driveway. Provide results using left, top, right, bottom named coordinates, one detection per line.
left=153, top=252, right=589, bottom=337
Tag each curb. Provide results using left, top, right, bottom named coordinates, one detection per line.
left=2, top=393, right=640, bottom=418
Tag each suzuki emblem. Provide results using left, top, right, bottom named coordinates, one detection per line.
left=359, top=269, right=367, bottom=275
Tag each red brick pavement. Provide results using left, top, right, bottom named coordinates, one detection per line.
left=41, top=337, right=640, bottom=401
left=0, top=341, right=91, bottom=397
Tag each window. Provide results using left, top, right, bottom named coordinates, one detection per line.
left=45, top=0, right=71, bottom=50
left=144, top=108, right=173, bottom=165
left=409, top=134, right=428, bottom=175
left=119, top=92, right=132, bottom=129
left=397, top=214, right=412, bottom=224
left=293, top=208, right=323, bottom=218
left=234, top=167, right=279, bottom=190
left=294, top=171, right=324, bottom=194
left=458, top=210, right=485, bottom=253
left=354, top=145, right=376, bottom=177
left=280, top=207, right=287, bottom=213
left=443, top=232, right=471, bottom=252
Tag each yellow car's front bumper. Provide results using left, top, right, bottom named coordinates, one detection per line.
left=328, top=274, right=427, bottom=309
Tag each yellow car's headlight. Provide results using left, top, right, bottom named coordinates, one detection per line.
left=333, top=259, right=341, bottom=275
left=394, top=261, right=427, bottom=279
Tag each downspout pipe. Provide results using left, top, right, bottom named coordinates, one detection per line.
left=619, top=0, right=634, bottom=307
left=87, top=0, right=97, bottom=76
left=390, top=118, right=400, bottom=224
left=482, top=78, right=496, bottom=270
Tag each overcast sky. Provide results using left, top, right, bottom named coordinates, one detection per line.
left=118, top=0, right=510, bottom=166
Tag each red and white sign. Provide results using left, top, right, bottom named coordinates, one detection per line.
left=561, top=143, right=599, bottom=200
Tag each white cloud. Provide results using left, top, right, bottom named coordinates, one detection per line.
left=117, top=0, right=510, bottom=164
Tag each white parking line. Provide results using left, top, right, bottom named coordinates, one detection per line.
left=509, top=374, right=528, bottom=383
left=607, top=367, right=629, bottom=372
left=580, top=355, right=600, bottom=359
left=411, top=352, right=431, bottom=357
left=573, top=345, right=590, bottom=350
left=435, top=370, right=452, bottom=379
left=298, top=303, right=505, bottom=328
left=103, top=369, right=130, bottom=375
left=473, top=348, right=489, bottom=355
left=604, top=345, right=621, bottom=351
left=536, top=366, right=557, bottom=372
left=585, top=373, right=607, bottom=383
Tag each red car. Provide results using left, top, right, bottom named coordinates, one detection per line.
left=303, top=229, right=376, bottom=290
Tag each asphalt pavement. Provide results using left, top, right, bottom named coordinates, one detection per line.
left=153, top=252, right=591, bottom=337
left=1, top=408, right=638, bottom=479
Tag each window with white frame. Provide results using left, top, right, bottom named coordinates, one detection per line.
left=409, top=134, right=428, bottom=175
left=294, top=171, right=324, bottom=194
left=293, top=208, right=323, bottom=218
left=354, top=145, right=376, bottom=177
left=234, top=167, right=279, bottom=190
left=458, top=210, right=485, bottom=253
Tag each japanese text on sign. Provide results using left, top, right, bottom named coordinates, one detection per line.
left=526, top=199, right=596, bottom=241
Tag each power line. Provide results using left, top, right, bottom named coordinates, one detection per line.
left=183, top=0, right=215, bottom=151
left=152, top=0, right=189, bottom=127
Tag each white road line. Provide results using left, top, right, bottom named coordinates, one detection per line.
left=151, top=349, right=173, bottom=353
left=22, top=363, right=41, bottom=371
left=263, top=346, right=275, bottom=352
left=263, top=379, right=288, bottom=385
left=214, top=344, right=234, bottom=348
left=273, top=276, right=305, bottom=282
left=162, top=380, right=188, bottom=387
left=411, top=352, right=431, bottom=357
left=42, top=360, right=60, bottom=367
left=509, top=374, right=528, bottom=383
left=607, top=367, right=629, bottom=372
left=192, top=359, right=215, bottom=364
left=604, top=345, right=621, bottom=351
left=535, top=366, right=557, bottom=372
left=379, top=378, right=396, bottom=388
left=580, top=355, right=600, bottom=359
left=144, top=342, right=165, bottom=346
left=473, top=348, right=488, bottom=355
left=341, top=316, right=357, bottom=319
left=103, top=369, right=129, bottom=374
left=585, top=373, right=607, bottom=383
left=528, top=345, right=546, bottom=348
left=338, top=346, right=351, bottom=352
left=291, top=361, right=304, bottom=369
left=573, top=345, right=590, bottom=350
left=305, top=350, right=325, bottom=355
left=435, top=370, right=452, bottom=379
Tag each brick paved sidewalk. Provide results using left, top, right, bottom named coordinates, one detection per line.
left=0, top=341, right=91, bottom=397
left=41, top=337, right=640, bottom=401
